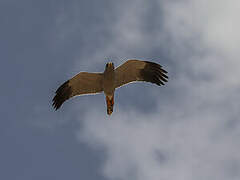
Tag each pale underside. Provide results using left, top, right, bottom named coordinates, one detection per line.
left=52, top=59, right=168, bottom=115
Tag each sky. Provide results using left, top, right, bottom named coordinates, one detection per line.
left=1, top=0, right=240, bottom=180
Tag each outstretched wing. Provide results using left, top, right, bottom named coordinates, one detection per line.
left=114, top=60, right=168, bottom=88
left=52, top=72, right=103, bottom=110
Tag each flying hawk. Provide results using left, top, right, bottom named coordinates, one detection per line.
left=52, top=59, right=168, bottom=115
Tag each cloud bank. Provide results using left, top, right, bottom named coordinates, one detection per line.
left=63, top=0, right=240, bottom=179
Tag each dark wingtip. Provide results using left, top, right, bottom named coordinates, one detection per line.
left=140, top=61, right=168, bottom=86
left=52, top=80, right=72, bottom=110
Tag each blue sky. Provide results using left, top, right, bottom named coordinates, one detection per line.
left=1, top=0, right=240, bottom=180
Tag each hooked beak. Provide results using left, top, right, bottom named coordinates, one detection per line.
left=106, top=62, right=114, bottom=69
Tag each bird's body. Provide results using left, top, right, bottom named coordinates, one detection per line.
left=52, top=59, right=168, bottom=115
left=103, top=62, right=115, bottom=97
left=103, top=62, right=115, bottom=115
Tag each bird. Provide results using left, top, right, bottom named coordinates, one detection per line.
left=52, top=59, right=168, bottom=115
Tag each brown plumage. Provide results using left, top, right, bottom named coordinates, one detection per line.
left=52, top=59, right=168, bottom=115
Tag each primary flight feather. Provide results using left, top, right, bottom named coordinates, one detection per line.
left=52, top=59, right=168, bottom=115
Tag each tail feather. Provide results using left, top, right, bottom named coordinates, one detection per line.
left=106, top=95, right=114, bottom=115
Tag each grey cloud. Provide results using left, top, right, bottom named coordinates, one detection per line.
left=74, top=0, right=240, bottom=180
left=2, top=0, right=238, bottom=179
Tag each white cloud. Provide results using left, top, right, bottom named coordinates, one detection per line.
left=68, top=0, right=240, bottom=179
left=78, top=106, right=240, bottom=180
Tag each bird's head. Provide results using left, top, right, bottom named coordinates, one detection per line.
left=105, top=62, right=114, bottom=70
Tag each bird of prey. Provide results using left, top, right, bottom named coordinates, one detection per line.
left=52, top=59, right=168, bottom=115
